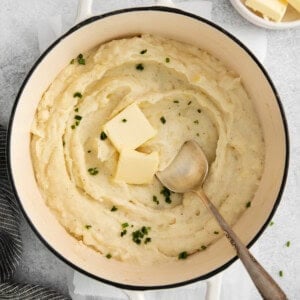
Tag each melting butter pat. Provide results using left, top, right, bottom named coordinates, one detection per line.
left=245, top=0, right=288, bottom=22
left=115, top=149, right=159, bottom=184
left=103, top=103, right=156, bottom=151
left=288, top=0, right=300, bottom=12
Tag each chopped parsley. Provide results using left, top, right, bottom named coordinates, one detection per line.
left=73, top=92, right=82, bottom=98
left=269, top=221, right=274, bottom=226
left=106, top=253, right=112, bottom=259
left=197, top=109, right=202, bottom=113
left=85, top=225, right=92, bottom=229
left=132, top=226, right=151, bottom=245
left=120, top=229, right=127, bottom=237
left=152, top=195, right=159, bottom=205
left=194, top=120, right=199, bottom=124
left=178, top=251, right=188, bottom=259
left=160, top=186, right=172, bottom=203
left=201, top=245, right=207, bottom=250
left=75, top=121, right=79, bottom=126
left=77, top=53, right=86, bottom=65
left=165, top=57, right=170, bottom=63
left=140, top=49, right=147, bottom=54
left=279, top=270, right=283, bottom=277
left=122, top=119, right=127, bottom=123
left=246, top=201, right=251, bottom=208
left=111, top=206, right=118, bottom=212
left=74, top=115, right=82, bottom=121
left=136, top=63, right=144, bottom=71
left=188, top=101, right=192, bottom=105
left=173, top=100, right=179, bottom=103
left=71, top=125, right=76, bottom=129
left=122, top=222, right=129, bottom=228
left=88, top=167, right=99, bottom=175
left=100, top=131, right=107, bottom=140
left=286, top=241, right=291, bottom=247
left=74, top=107, right=79, bottom=112
left=160, top=116, right=166, bottom=124
left=214, top=231, right=219, bottom=235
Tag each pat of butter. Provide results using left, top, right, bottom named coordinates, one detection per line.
left=245, top=0, right=288, bottom=22
left=97, top=139, right=115, bottom=162
left=115, top=149, right=159, bottom=184
left=103, top=103, right=156, bottom=151
left=288, top=0, right=300, bottom=12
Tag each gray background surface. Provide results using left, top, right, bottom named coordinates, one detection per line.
left=0, top=0, right=299, bottom=298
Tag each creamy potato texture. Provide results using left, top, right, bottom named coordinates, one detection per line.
left=31, top=35, right=264, bottom=264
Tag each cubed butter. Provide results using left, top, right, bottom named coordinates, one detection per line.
left=115, top=149, right=159, bottom=184
left=97, top=138, right=115, bottom=162
left=103, top=103, right=156, bottom=151
left=288, top=0, right=300, bottom=12
left=245, top=0, right=288, bottom=22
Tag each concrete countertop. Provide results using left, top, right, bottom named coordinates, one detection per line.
left=1, top=0, right=299, bottom=298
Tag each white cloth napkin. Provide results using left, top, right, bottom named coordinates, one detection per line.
left=36, top=1, right=267, bottom=299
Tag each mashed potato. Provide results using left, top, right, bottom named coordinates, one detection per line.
left=31, top=35, right=264, bottom=264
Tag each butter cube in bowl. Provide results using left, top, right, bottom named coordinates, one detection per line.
left=230, top=0, right=300, bottom=29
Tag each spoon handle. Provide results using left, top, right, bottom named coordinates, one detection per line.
left=194, top=189, right=287, bottom=300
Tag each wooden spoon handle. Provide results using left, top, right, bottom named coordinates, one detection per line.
left=194, top=189, right=287, bottom=300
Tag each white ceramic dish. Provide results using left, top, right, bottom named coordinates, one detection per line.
left=230, top=0, right=300, bottom=29
left=8, top=4, right=289, bottom=292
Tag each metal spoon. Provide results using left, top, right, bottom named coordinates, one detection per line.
left=156, top=140, right=286, bottom=300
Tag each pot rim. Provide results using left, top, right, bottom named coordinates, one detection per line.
left=7, top=6, right=290, bottom=291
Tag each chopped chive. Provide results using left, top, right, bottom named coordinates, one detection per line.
left=136, top=63, right=144, bottom=71
left=197, top=109, right=202, bottom=113
left=122, top=222, right=129, bottom=228
left=100, top=131, right=107, bottom=140
left=173, top=100, right=179, bottom=103
left=74, top=115, right=82, bottom=121
left=74, top=107, right=79, bottom=112
left=144, top=237, right=151, bottom=244
left=160, top=116, right=166, bottom=124
left=214, top=231, right=219, bottom=235
left=106, top=253, right=112, bottom=259
left=75, top=121, right=79, bottom=126
left=161, top=186, right=172, bottom=204
left=286, top=241, right=291, bottom=247
left=70, top=58, right=75, bottom=64
left=122, top=119, right=127, bottom=123
left=120, top=229, right=127, bottom=237
left=111, top=206, right=117, bottom=212
left=188, top=101, right=192, bottom=105
left=152, top=195, right=159, bottom=205
left=88, top=167, right=98, bottom=175
left=269, top=221, right=274, bottom=226
left=246, top=201, right=251, bottom=208
left=71, top=125, right=76, bottom=129
left=194, top=120, right=199, bottom=124
left=165, top=57, right=170, bottom=63
left=140, top=49, right=147, bottom=54
left=77, top=53, right=86, bottom=65
left=73, top=92, right=82, bottom=98
left=201, top=245, right=207, bottom=250
left=85, top=225, right=92, bottom=229
left=178, top=251, right=188, bottom=259
left=279, top=270, right=283, bottom=277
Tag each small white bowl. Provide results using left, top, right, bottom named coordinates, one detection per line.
left=230, top=0, right=300, bottom=29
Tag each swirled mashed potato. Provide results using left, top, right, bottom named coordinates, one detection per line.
left=31, top=35, right=264, bottom=264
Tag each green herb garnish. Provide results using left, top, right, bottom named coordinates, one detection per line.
left=178, top=251, right=188, bottom=259
left=194, top=120, right=199, bottom=124
left=144, top=237, right=151, bottom=244
left=85, top=225, right=92, bottom=229
left=136, top=63, right=144, bottom=71
left=269, top=221, right=274, bottom=226
left=74, top=107, right=79, bottom=112
left=87, top=150, right=91, bottom=153
left=111, top=206, right=118, bottom=212
left=106, top=253, right=112, bottom=259
left=122, top=223, right=129, bottom=228
left=279, top=270, right=283, bottom=277
left=140, top=49, right=147, bottom=54
left=75, top=115, right=82, bottom=121
left=188, top=101, right=192, bottom=105
left=197, top=109, right=202, bottom=113
left=214, top=231, right=219, bottom=235
left=70, top=59, right=75, bottom=64
left=152, top=195, right=159, bottom=205
left=286, top=241, right=291, bottom=247
left=122, top=119, right=127, bottom=123
left=63, top=140, right=65, bottom=146
left=246, top=201, right=251, bottom=208
left=160, top=116, right=166, bottom=124
left=161, top=186, right=172, bottom=203
left=120, top=229, right=127, bottom=237
left=173, top=100, right=179, bottom=103
left=88, top=167, right=99, bottom=175
left=71, top=125, right=76, bottom=129
left=100, top=131, right=107, bottom=140
left=77, top=53, right=86, bottom=65
left=132, top=226, right=151, bottom=245
left=196, top=133, right=200, bottom=137
left=165, top=57, right=170, bottom=63
left=73, top=92, right=82, bottom=98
